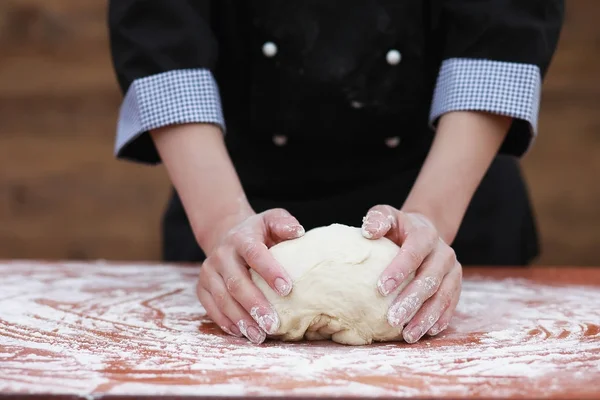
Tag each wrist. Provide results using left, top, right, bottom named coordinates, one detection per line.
left=194, top=200, right=256, bottom=255
left=151, top=123, right=254, bottom=255
left=400, top=204, right=458, bottom=244
left=401, top=111, right=512, bottom=245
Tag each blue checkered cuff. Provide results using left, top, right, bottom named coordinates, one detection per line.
left=430, top=58, right=542, bottom=135
left=115, top=69, right=225, bottom=160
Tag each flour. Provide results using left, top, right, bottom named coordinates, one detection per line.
left=0, top=261, right=599, bottom=398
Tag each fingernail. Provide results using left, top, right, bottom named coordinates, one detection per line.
left=250, top=306, right=280, bottom=335
left=387, top=293, right=419, bottom=327
left=404, top=325, right=423, bottom=344
left=378, top=278, right=397, bottom=296
left=221, top=325, right=233, bottom=335
left=428, top=322, right=448, bottom=336
left=221, top=324, right=242, bottom=337
left=294, top=225, right=305, bottom=237
left=237, top=320, right=266, bottom=344
left=361, top=211, right=387, bottom=239
left=285, top=224, right=305, bottom=238
left=274, top=277, right=291, bottom=296
left=428, top=324, right=441, bottom=336
left=247, top=325, right=265, bottom=344
left=387, top=303, right=407, bottom=327
left=229, top=324, right=242, bottom=336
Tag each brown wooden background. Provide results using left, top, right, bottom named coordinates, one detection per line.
left=0, top=0, right=598, bottom=265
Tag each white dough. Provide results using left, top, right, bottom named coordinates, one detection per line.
left=251, top=223, right=414, bottom=345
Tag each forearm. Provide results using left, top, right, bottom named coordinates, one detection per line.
left=151, top=123, right=254, bottom=254
left=401, top=111, right=512, bottom=244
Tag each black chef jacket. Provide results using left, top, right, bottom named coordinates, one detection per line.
left=108, top=0, right=564, bottom=265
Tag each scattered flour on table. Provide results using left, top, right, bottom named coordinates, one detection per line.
left=0, top=261, right=599, bottom=398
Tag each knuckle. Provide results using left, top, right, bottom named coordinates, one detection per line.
left=455, top=262, right=463, bottom=279
left=230, top=230, right=246, bottom=245
left=450, top=262, right=463, bottom=292
left=442, top=245, right=457, bottom=264
left=198, top=267, right=209, bottom=284
left=225, top=275, right=243, bottom=294
left=454, top=275, right=463, bottom=298
left=440, top=290, right=454, bottom=310
left=195, top=280, right=205, bottom=299
left=243, top=241, right=263, bottom=262
left=419, top=226, right=438, bottom=245
left=449, top=246, right=458, bottom=260
left=212, top=290, right=228, bottom=310
left=202, top=249, right=227, bottom=274
left=428, top=228, right=439, bottom=243
left=401, top=247, right=422, bottom=267
left=214, top=245, right=231, bottom=264
left=423, top=276, right=442, bottom=297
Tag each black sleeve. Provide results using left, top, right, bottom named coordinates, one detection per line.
left=430, top=0, right=565, bottom=157
left=109, top=0, right=217, bottom=93
left=438, top=0, right=564, bottom=77
left=108, top=0, right=224, bottom=164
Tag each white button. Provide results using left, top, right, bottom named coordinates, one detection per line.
left=351, top=101, right=363, bottom=109
left=386, top=49, right=401, bottom=65
left=385, top=136, right=401, bottom=148
left=273, top=134, right=287, bottom=146
left=262, top=41, right=278, bottom=58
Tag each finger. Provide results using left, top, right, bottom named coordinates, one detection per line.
left=403, top=264, right=462, bottom=343
left=360, top=205, right=396, bottom=239
left=196, top=285, right=242, bottom=338
left=233, top=233, right=293, bottom=296
left=204, top=261, right=269, bottom=344
left=427, top=262, right=462, bottom=337
left=378, top=226, right=438, bottom=297
left=216, top=252, right=281, bottom=337
left=386, top=243, right=454, bottom=327
left=197, top=266, right=242, bottom=337
left=263, top=208, right=305, bottom=243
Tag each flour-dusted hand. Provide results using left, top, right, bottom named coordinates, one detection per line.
left=196, top=209, right=305, bottom=344
left=361, top=205, right=462, bottom=343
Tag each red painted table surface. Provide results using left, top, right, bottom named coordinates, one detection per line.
left=0, top=261, right=599, bottom=399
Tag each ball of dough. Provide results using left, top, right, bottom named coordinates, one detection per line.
left=250, top=223, right=414, bottom=345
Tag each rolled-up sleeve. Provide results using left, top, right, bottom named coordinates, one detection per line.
left=108, top=0, right=223, bottom=164
left=429, top=0, right=564, bottom=157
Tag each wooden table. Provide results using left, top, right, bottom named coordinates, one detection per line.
left=0, top=261, right=599, bottom=399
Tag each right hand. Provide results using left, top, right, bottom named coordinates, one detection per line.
left=196, top=208, right=305, bottom=344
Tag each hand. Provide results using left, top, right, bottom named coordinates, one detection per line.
left=361, top=205, right=462, bottom=343
left=196, top=209, right=305, bottom=344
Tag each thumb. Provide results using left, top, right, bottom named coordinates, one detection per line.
left=361, top=205, right=399, bottom=240
left=262, top=208, right=305, bottom=245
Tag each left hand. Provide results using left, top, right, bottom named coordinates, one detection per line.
left=361, top=205, right=463, bottom=344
